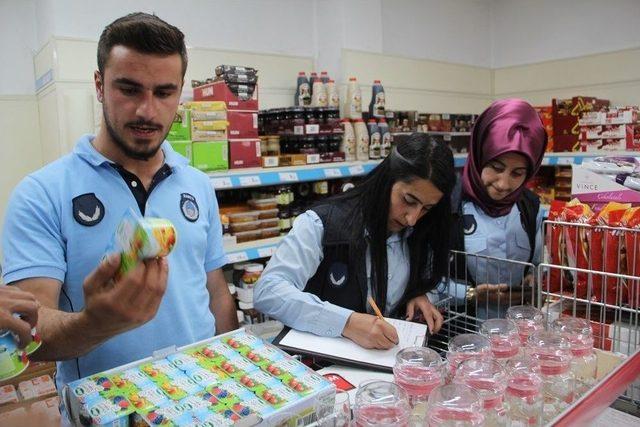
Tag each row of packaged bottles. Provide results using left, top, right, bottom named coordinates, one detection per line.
left=295, top=72, right=386, bottom=120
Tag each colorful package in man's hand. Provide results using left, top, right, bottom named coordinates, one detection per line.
left=111, top=208, right=177, bottom=279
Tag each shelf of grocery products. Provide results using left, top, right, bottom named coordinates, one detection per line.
left=209, top=160, right=381, bottom=190
left=210, top=152, right=638, bottom=190
left=224, top=203, right=553, bottom=263
left=224, top=236, right=285, bottom=263
left=392, top=131, right=472, bottom=137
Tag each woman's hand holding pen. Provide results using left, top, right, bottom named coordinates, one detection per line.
left=342, top=312, right=399, bottom=350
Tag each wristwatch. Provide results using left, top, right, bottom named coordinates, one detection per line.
left=465, top=287, right=476, bottom=302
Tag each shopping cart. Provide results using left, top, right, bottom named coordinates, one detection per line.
left=431, top=219, right=640, bottom=425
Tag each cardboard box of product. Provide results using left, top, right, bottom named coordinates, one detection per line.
left=279, top=154, right=307, bottom=167
left=167, top=108, right=191, bottom=141
left=227, top=111, right=259, bottom=139
left=193, top=81, right=259, bottom=111
left=192, top=129, right=228, bottom=142
left=579, top=107, right=639, bottom=126
left=571, top=164, right=640, bottom=206
left=168, top=140, right=192, bottom=164
left=64, top=330, right=335, bottom=427
left=192, top=141, right=228, bottom=171
left=534, top=106, right=554, bottom=151
left=229, top=139, right=261, bottom=169
left=552, top=96, right=610, bottom=152
left=191, top=120, right=229, bottom=132
left=184, top=101, right=227, bottom=112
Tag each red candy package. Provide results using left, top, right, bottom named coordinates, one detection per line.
left=562, top=200, right=593, bottom=298
left=622, top=207, right=640, bottom=308
left=546, top=200, right=568, bottom=293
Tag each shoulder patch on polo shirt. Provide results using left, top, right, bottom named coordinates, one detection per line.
left=327, top=262, right=348, bottom=288
left=72, top=193, right=105, bottom=226
left=462, top=214, right=477, bottom=235
left=180, top=193, right=199, bottom=222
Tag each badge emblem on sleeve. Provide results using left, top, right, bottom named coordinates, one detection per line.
left=180, top=193, right=199, bottom=222
left=462, top=214, right=477, bottom=235
left=327, top=262, right=348, bottom=288
left=72, top=193, right=105, bottom=226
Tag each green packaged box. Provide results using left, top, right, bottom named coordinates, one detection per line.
left=168, top=108, right=191, bottom=141
left=169, top=140, right=192, bottom=164
left=192, top=141, right=228, bottom=171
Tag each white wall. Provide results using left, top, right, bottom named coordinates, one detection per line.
left=0, top=0, right=38, bottom=95
left=491, top=0, right=640, bottom=68
left=34, top=0, right=316, bottom=60
left=381, top=0, right=492, bottom=68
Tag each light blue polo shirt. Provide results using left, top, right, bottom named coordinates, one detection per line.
left=1, top=135, right=226, bottom=391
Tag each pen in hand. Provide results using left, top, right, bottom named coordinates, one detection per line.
left=367, top=296, right=399, bottom=346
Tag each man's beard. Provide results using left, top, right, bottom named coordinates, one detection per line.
left=103, top=105, right=167, bottom=161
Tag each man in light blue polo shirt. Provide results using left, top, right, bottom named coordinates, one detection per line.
left=1, top=12, right=238, bottom=401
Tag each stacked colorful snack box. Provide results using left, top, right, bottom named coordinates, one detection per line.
left=194, top=65, right=261, bottom=169
left=545, top=199, right=640, bottom=351
left=534, top=106, right=554, bottom=152
left=167, top=102, right=229, bottom=171
left=578, top=106, right=640, bottom=152
left=188, top=101, right=229, bottom=172
left=551, top=96, right=609, bottom=152
left=66, top=330, right=335, bottom=426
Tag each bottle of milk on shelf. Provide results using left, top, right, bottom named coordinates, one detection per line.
left=354, top=118, right=369, bottom=161
left=341, top=119, right=356, bottom=161
left=344, top=77, right=362, bottom=119
left=326, top=79, right=340, bottom=108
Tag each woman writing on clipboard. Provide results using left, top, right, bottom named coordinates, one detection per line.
left=254, top=134, right=456, bottom=349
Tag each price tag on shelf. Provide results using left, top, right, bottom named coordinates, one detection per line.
left=211, top=177, right=233, bottom=189
left=293, top=126, right=304, bottom=135
left=305, top=124, right=320, bottom=134
left=444, top=134, right=452, bottom=141
left=262, top=156, right=279, bottom=168
left=239, top=175, right=262, bottom=187
left=324, top=168, right=343, bottom=178
left=348, top=165, right=365, bottom=175
left=557, top=157, right=574, bottom=165
left=278, top=172, right=299, bottom=182
left=541, top=157, right=551, bottom=166
left=306, top=154, right=320, bottom=164
left=257, top=246, right=277, bottom=258
left=227, top=252, right=249, bottom=263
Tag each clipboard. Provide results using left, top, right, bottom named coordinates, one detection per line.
left=272, top=318, right=429, bottom=373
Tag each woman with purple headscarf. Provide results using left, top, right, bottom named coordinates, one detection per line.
left=432, top=98, right=547, bottom=319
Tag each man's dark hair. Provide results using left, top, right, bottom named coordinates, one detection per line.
left=97, top=12, right=187, bottom=78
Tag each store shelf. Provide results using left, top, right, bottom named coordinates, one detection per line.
left=224, top=236, right=285, bottom=263
left=210, top=151, right=639, bottom=191
left=209, top=160, right=382, bottom=190
left=391, top=131, right=471, bottom=137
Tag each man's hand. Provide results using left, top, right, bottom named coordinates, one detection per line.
left=474, top=283, right=527, bottom=305
left=0, top=286, right=39, bottom=348
left=82, top=253, right=169, bottom=338
left=342, top=312, right=398, bottom=349
left=406, top=295, right=443, bottom=334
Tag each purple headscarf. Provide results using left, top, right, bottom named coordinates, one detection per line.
left=462, top=98, right=548, bottom=217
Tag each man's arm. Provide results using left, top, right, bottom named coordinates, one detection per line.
left=14, top=277, right=96, bottom=361
left=206, top=268, right=238, bottom=334
left=14, top=254, right=169, bottom=361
